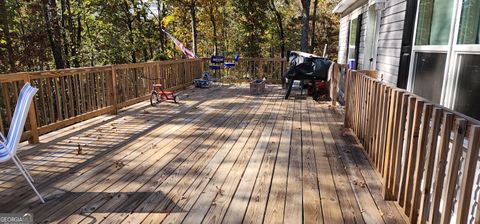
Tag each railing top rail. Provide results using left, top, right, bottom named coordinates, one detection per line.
left=352, top=69, right=480, bottom=129
left=0, top=58, right=207, bottom=82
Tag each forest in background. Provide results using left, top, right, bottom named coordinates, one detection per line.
left=0, top=0, right=339, bottom=73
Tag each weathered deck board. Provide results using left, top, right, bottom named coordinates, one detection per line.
left=0, top=85, right=405, bottom=224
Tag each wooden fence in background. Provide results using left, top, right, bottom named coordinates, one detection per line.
left=0, top=59, right=204, bottom=144
left=202, top=57, right=287, bottom=83
left=345, top=69, right=480, bottom=223
left=0, top=58, right=286, bottom=144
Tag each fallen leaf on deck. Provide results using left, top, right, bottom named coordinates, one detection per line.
left=77, top=144, right=83, bottom=155
left=113, top=160, right=125, bottom=168
left=359, top=182, right=367, bottom=188
left=216, top=186, right=224, bottom=196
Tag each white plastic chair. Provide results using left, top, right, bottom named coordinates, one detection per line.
left=0, top=83, right=45, bottom=203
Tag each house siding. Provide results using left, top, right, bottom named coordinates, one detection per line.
left=338, top=17, right=350, bottom=64
left=358, top=11, right=368, bottom=70
left=336, top=0, right=407, bottom=85
left=376, top=0, right=407, bottom=85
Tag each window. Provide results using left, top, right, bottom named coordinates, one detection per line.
left=453, top=54, right=480, bottom=120
left=410, top=0, right=480, bottom=123
left=457, top=0, right=480, bottom=44
left=364, top=6, right=379, bottom=69
left=412, top=53, right=446, bottom=103
left=415, top=0, right=454, bottom=45
left=348, top=18, right=358, bottom=60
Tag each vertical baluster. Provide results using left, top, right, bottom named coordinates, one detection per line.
left=391, top=93, right=409, bottom=199
left=80, top=74, right=86, bottom=114
left=439, top=118, right=467, bottom=224
left=67, top=75, right=75, bottom=117
left=383, top=89, right=401, bottom=199
left=403, top=99, right=425, bottom=216
left=409, top=103, right=433, bottom=223
left=74, top=74, right=81, bottom=115
left=2, top=83, right=13, bottom=124
left=379, top=86, right=391, bottom=174
left=416, top=107, right=443, bottom=223
left=60, top=76, right=69, bottom=119
left=428, top=113, right=455, bottom=222
left=455, top=125, right=480, bottom=224
left=95, top=72, right=100, bottom=109
left=45, top=78, right=55, bottom=122
left=37, top=79, right=47, bottom=126
left=53, top=77, right=63, bottom=121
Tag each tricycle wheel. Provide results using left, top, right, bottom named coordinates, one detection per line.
left=150, top=92, right=159, bottom=106
left=174, top=95, right=179, bottom=103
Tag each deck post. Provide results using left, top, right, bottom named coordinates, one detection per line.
left=23, top=75, right=40, bottom=144
left=110, top=65, right=118, bottom=115
left=344, top=69, right=352, bottom=128
left=331, top=63, right=338, bottom=107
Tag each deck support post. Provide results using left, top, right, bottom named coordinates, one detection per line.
left=331, top=63, right=339, bottom=107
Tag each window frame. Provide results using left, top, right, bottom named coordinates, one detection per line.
left=408, top=0, right=465, bottom=106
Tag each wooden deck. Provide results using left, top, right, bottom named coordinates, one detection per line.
left=0, top=85, right=405, bottom=223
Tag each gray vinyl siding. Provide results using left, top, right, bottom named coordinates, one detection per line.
left=376, top=0, right=407, bottom=85
left=336, top=0, right=407, bottom=85
left=338, top=17, right=350, bottom=64
left=357, top=11, right=368, bottom=70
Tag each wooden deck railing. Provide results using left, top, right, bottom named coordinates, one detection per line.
left=344, top=69, right=480, bottom=223
left=0, top=59, right=204, bottom=144
left=0, top=58, right=286, bottom=144
left=202, top=57, right=287, bottom=83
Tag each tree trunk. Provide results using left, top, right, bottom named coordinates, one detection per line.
left=67, top=0, right=81, bottom=67
left=42, top=0, right=66, bottom=69
left=310, top=0, right=318, bottom=53
left=300, top=0, right=311, bottom=52
left=190, top=1, right=198, bottom=56
left=60, top=0, right=70, bottom=67
left=0, top=0, right=16, bottom=72
left=157, top=0, right=165, bottom=54
left=122, top=0, right=136, bottom=63
left=269, top=0, right=286, bottom=58
left=209, top=3, right=218, bottom=55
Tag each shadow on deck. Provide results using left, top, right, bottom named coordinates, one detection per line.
left=0, top=85, right=405, bottom=223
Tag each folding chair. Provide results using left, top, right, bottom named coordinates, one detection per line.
left=0, top=83, right=45, bottom=203
left=224, top=53, right=240, bottom=82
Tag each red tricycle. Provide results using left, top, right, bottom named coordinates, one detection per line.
left=150, top=84, right=179, bottom=106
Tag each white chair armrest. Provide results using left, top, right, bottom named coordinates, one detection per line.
left=0, top=132, right=7, bottom=149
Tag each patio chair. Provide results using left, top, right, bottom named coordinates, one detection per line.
left=224, top=53, right=240, bottom=81
left=224, top=53, right=240, bottom=68
left=0, top=83, right=45, bottom=203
